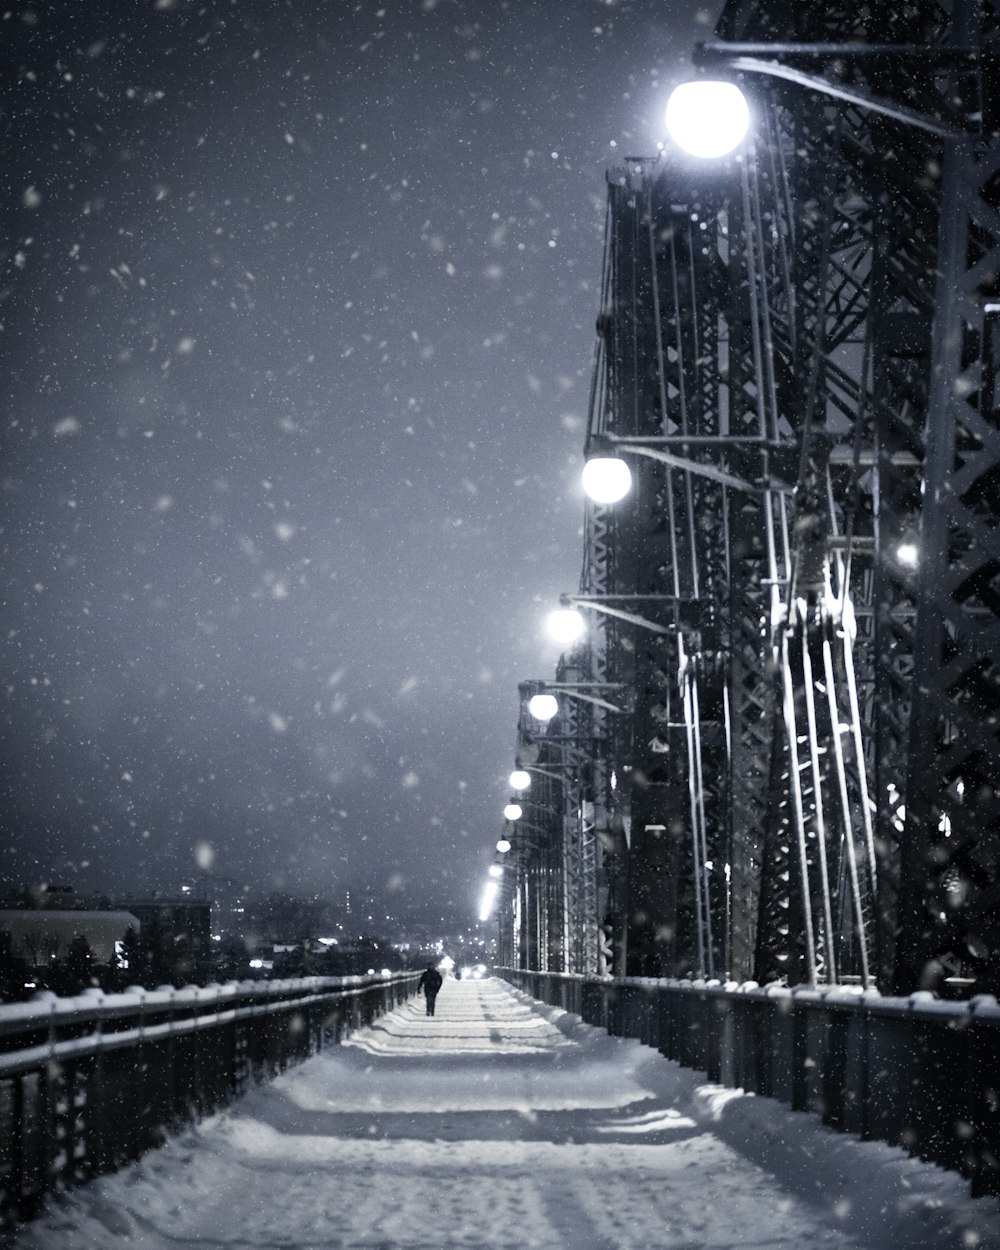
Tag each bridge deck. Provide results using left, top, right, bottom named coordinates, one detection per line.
left=13, top=978, right=1000, bottom=1250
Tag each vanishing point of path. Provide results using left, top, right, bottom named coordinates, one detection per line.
left=12, top=978, right=1000, bottom=1250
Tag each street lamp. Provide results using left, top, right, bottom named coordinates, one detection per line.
left=528, top=693, right=559, bottom=721
left=582, top=455, right=632, bottom=504
left=509, top=768, right=531, bottom=791
left=496, top=837, right=512, bottom=854
left=522, top=680, right=625, bottom=720
left=547, top=606, right=587, bottom=645
left=554, top=592, right=676, bottom=636
left=585, top=432, right=765, bottom=497
left=665, top=80, right=751, bottom=158
left=503, top=802, right=523, bottom=821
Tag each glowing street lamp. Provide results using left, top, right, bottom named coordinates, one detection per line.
left=527, top=693, right=559, bottom=721
left=509, top=768, right=531, bottom=791
left=665, top=80, right=751, bottom=158
left=547, top=606, right=587, bottom=646
left=488, top=864, right=503, bottom=878
left=582, top=455, right=632, bottom=504
left=503, top=802, right=523, bottom=821
left=496, top=837, right=512, bottom=854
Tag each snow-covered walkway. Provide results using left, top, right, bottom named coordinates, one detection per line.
left=12, top=977, right=1000, bottom=1250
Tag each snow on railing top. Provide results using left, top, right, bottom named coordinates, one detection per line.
left=501, top=968, right=1000, bottom=1023
left=0, top=971, right=419, bottom=1030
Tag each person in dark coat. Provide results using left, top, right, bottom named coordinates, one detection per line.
left=416, top=963, right=443, bottom=1016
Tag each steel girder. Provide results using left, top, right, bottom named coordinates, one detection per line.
left=509, top=0, right=1000, bottom=995
left=709, top=0, right=1000, bottom=1000
left=573, top=139, right=882, bottom=984
left=711, top=0, right=1000, bottom=994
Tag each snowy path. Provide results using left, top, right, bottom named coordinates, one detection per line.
left=12, top=977, right=1000, bottom=1250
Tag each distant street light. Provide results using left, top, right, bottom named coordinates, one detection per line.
left=665, top=80, right=751, bottom=158
left=503, top=802, right=523, bottom=821
left=582, top=456, right=632, bottom=505
left=509, top=768, right=531, bottom=791
left=496, top=837, right=512, bottom=854
left=488, top=864, right=503, bottom=878
left=547, top=606, right=587, bottom=645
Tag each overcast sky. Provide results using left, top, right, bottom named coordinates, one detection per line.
left=1, top=0, right=717, bottom=923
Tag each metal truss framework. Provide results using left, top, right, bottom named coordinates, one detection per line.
left=499, top=0, right=1000, bottom=996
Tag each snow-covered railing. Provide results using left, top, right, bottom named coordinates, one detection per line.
left=499, top=969, right=1000, bottom=1199
left=0, top=972, right=420, bottom=1228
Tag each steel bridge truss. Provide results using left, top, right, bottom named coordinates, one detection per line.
left=499, top=0, right=1000, bottom=995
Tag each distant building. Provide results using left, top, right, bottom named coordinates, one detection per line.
left=121, top=897, right=212, bottom=984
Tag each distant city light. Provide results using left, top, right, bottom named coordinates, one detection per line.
left=582, top=456, right=632, bottom=504
left=665, top=81, right=751, bottom=158
left=547, top=606, right=586, bottom=645
left=503, top=802, right=523, bottom=821
left=488, top=864, right=503, bottom=878
left=528, top=693, right=559, bottom=721
left=509, top=768, right=531, bottom=791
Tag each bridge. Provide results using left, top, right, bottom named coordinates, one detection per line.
left=5, top=0, right=1000, bottom=1243
left=3, top=975, right=999, bottom=1248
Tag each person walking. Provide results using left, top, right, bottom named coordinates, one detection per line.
left=416, top=963, right=443, bottom=1016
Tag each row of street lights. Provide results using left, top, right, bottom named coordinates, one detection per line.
left=478, top=78, right=756, bottom=934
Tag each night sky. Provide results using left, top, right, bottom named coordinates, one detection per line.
left=1, top=0, right=715, bottom=922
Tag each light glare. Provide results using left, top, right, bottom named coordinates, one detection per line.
left=479, top=880, right=499, bottom=922
left=582, top=456, right=632, bottom=505
left=503, top=802, right=523, bottom=821
left=665, top=81, right=751, bottom=159
left=496, top=837, right=511, bottom=853
left=509, top=768, right=531, bottom=791
left=896, top=541, right=919, bottom=568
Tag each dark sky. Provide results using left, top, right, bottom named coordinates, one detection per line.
left=1, top=0, right=715, bottom=922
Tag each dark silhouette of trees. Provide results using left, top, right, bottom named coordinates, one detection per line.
left=0, top=931, right=33, bottom=1002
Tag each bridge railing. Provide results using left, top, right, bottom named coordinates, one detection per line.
left=499, top=968, right=1000, bottom=1198
left=0, top=972, right=419, bottom=1228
